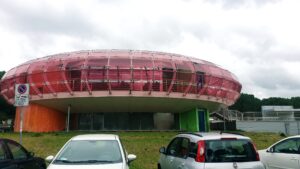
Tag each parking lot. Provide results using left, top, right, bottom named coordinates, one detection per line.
left=0, top=131, right=284, bottom=169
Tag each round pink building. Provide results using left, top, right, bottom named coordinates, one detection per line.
left=0, top=50, right=241, bottom=132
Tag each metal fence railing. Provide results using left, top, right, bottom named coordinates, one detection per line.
left=212, top=109, right=300, bottom=122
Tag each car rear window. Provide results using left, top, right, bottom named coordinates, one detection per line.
left=205, top=139, right=257, bottom=163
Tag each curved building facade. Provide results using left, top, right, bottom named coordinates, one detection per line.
left=0, top=50, right=241, bottom=132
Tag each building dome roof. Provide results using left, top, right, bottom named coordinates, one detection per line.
left=0, top=49, right=241, bottom=112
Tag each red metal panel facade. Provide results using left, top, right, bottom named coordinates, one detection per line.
left=0, top=50, right=242, bottom=106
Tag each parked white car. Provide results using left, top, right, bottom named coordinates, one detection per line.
left=46, top=134, right=136, bottom=169
left=158, top=132, right=264, bottom=169
left=259, top=135, right=300, bottom=169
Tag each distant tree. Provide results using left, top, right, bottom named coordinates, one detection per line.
left=0, top=71, right=15, bottom=121
left=0, top=71, right=6, bottom=108
left=291, top=97, right=300, bottom=108
left=0, top=71, right=4, bottom=78
left=0, top=71, right=6, bottom=107
left=231, top=94, right=300, bottom=113
left=261, top=97, right=292, bottom=106
left=229, top=93, right=261, bottom=112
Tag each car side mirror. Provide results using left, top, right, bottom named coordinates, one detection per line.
left=128, top=154, right=136, bottom=164
left=267, top=147, right=274, bottom=153
left=159, top=147, right=166, bottom=154
left=46, top=155, right=54, bottom=163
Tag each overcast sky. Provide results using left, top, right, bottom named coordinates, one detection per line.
left=0, top=0, right=299, bottom=99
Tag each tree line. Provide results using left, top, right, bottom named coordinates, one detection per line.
left=0, top=71, right=15, bottom=120
left=229, top=93, right=300, bottom=112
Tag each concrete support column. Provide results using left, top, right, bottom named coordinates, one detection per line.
left=66, top=105, right=71, bottom=132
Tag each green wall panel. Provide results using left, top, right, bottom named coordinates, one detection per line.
left=179, top=108, right=210, bottom=132
left=179, top=108, right=198, bottom=131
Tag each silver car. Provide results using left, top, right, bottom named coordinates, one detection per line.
left=158, top=132, right=264, bottom=169
left=259, top=135, right=300, bottom=169
left=46, top=134, right=136, bottom=169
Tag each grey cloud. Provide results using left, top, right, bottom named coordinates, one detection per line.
left=186, top=23, right=212, bottom=41
left=268, top=89, right=300, bottom=98
left=136, top=19, right=184, bottom=48
left=189, top=26, right=278, bottom=64
left=212, top=27, right=300, bottom=64
left=205, top=0, right=281, bottom=9
left=263, top=50, right=300, bottom=62
left=44, top=17, right=185, bottom=52
left=0, top=0, right=185, bottom=52
left=0, top=1, right=106, bottom=38
left=0, top=0, right=113, bottom=58
left=88, top=18, right=184, bottom=50
left=184, top=23, right=277, bottom=58
left=235, top=28, right=275, bottom=51
left=225, top=35, right=300, bottom=64
left=250, top=66, right=300, bottom=90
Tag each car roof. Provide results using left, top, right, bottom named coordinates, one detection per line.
left=0, top=138, right=19, bottom=143
left=177, top=132, right=251, bottom=142
left=286, top=135, right=300, bottom=139
left=70, top=134, right=119, bottom=141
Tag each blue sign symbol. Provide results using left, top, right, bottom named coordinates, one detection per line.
left=18, top=84, right=27, bottom=94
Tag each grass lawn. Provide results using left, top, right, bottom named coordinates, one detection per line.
left=0, top=131, right=285, bottom=169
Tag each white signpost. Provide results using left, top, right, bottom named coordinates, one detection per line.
left=14, top=84, right=30, bottom=145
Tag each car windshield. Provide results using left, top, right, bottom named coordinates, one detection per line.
left=53, top=140, right=122, bottom=164
left=205, top=139, right=257, bottom=163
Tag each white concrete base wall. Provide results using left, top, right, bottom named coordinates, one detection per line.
left=237, top=121, right=300, bottom=135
